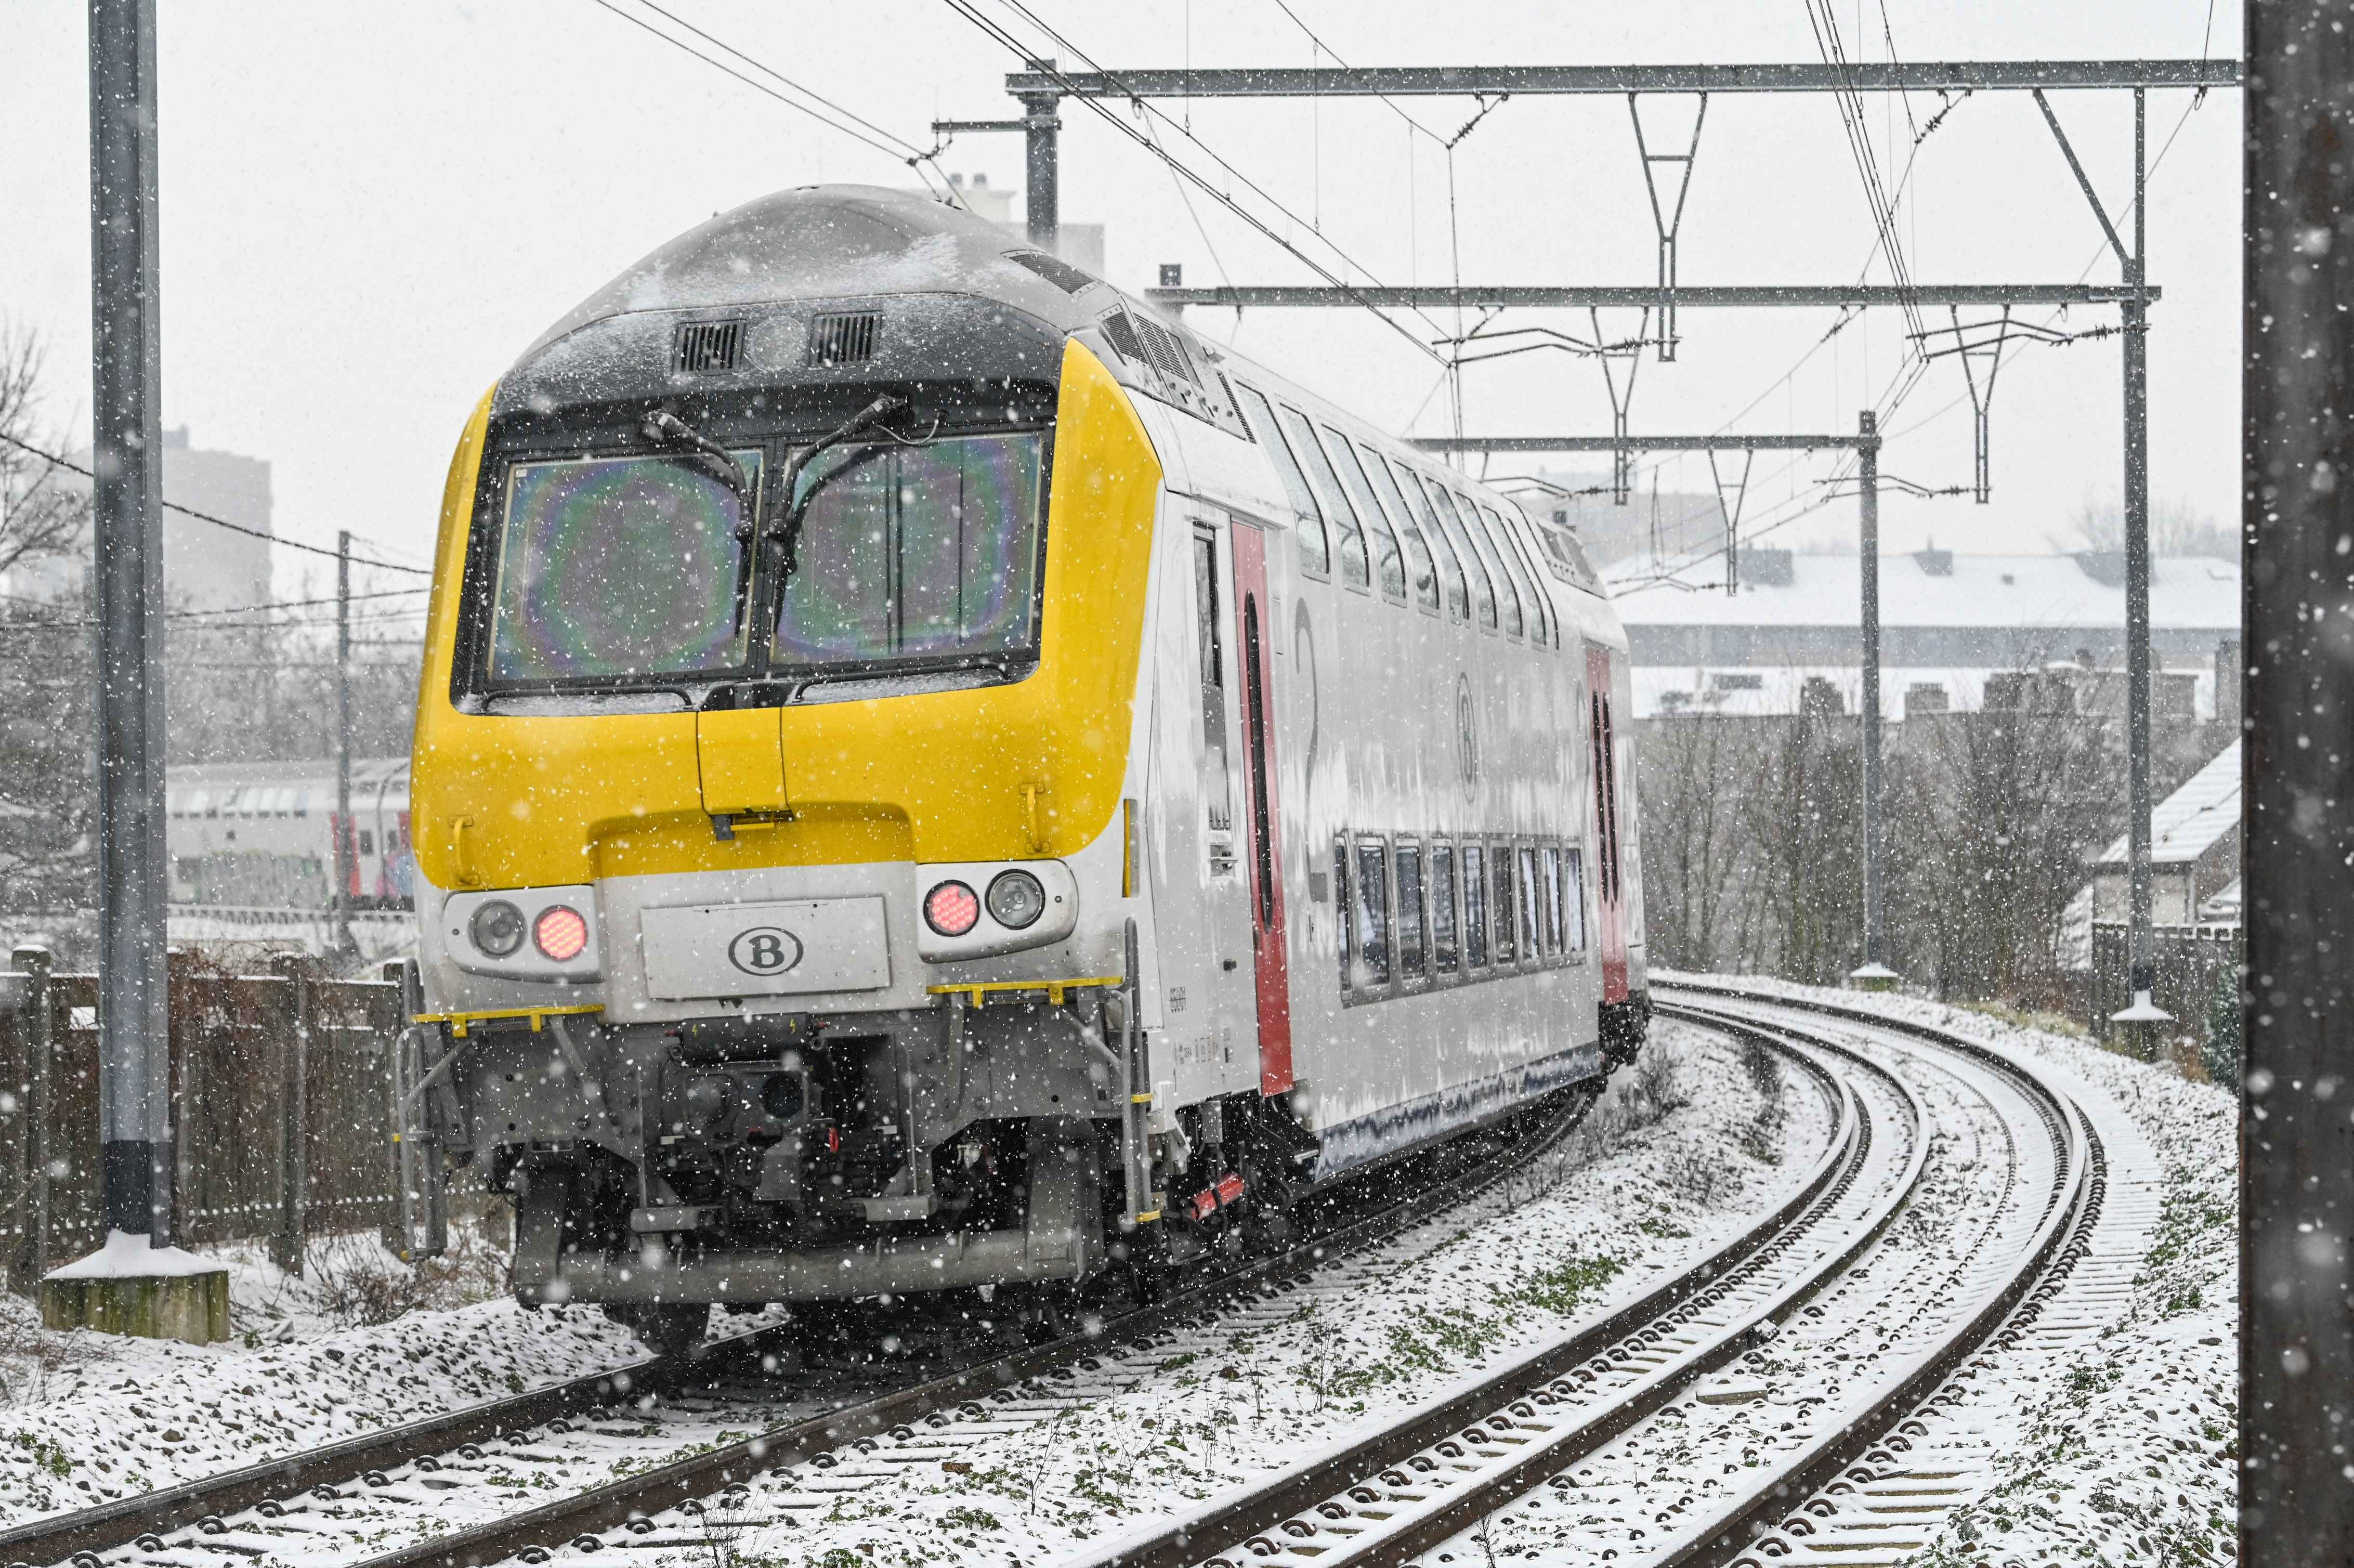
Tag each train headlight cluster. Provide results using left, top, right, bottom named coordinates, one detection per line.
left=444, top=884, right=603, bottom=981
left=913, top=859, right=1080, bottom=962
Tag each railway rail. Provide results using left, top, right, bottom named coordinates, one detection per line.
left=1064, top=983, right=2101, bottom=1568
left=5, top=985, right=2114, bottom=1568
left=3, top=1072, right=1607, bottom=1568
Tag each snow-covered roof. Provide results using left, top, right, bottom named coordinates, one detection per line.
left=1631, top=664, right=2221, bottom=723
left=2095, top=740, right=2240, bottom=867
left=1607, top=552, right=2240, bottom=631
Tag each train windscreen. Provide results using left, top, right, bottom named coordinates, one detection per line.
left=487, top=450, right=760, bottom=682
left=776, top=432, right=1047, bottom=671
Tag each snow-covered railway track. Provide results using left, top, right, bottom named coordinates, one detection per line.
left=8, top=1078, right=1602, bottom=1568
left=1344, top=984, right=2105, bottom=1568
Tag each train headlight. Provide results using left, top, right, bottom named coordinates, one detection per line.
left=534, top=905, right=590, bottom=962
left=986, top=870, right=1047, bottom=930
left=924, top=880, right=980, bottom=936
left=470, top=900, right=527, bottom=958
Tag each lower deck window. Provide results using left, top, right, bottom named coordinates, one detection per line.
left=1493, top=846, right=1518, bottom=964
left=1431, top=845, right=1460, bottom=973
left=1355, top=840, right=1392, bottom=988
left=1396, top=844, right=1428, bottom=978
left=1562, top=847, right=1588, bottom=950
left=1542, top=846, right=1567, bottom=955
left=1462, top=845, right=1489, bottom=967
left=1519, top=846, right=1544, bottom=958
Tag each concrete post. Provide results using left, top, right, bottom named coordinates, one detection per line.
left=1849, top=411, right=1895, bottom=990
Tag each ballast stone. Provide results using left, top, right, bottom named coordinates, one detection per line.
left=41, top=1229, right=232, bottom=1345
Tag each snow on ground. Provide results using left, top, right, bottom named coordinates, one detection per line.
left=1663, top=974, right=2239, bottom=1567
left=712, top=1022, right=1825, bottom=1568
left=0, top=1218, right=651, bottom=1525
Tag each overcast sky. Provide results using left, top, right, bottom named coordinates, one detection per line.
left=0, top=1, right=2240, bottom=605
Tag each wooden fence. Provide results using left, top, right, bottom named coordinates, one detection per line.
left=0, top=946, right=410, bottom=1293
left=2088, top=920, right=2243, bottom=1059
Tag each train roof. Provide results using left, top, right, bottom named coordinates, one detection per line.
left=507, top=185, right=1612, bottom=599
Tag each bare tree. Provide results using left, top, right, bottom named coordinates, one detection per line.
left=1634, top=714, right=1758, bottom=970
left=1895, top=708, right=2116, bottom=1004
left=0, top=327, right=96, bottom=950
left=2054, top=496, right=2238, bottom=559
left=1735, top=701, right=1863, bottom=983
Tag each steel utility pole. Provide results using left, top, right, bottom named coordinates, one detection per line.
left=2243, top=3, right=2354, bottom=1562
left=1853, top=411, right=1890, bottom=985
left=88, top=0, right=171, bottom=1245
left=1020, top=60, right=1059, bottom=253
left=2119, top=92, right=2166, bottom=1024
left=334, top=530, right=355, bottom=958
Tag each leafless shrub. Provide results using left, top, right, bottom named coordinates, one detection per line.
left=0, top=1295, right=99, bottom=1406
left=303, top=1231, right=427, bottom=1328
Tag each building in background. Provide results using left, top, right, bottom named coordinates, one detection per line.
left=1, top=425, right=272, bottom=612
left=1609, top=546, right=2242, bottom=723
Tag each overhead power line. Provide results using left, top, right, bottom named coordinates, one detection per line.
left=586, top=0, right=961, bottom=200
left=941, top=0, right=1450, bottom=364
left=0, top=430, right=429, bottom=576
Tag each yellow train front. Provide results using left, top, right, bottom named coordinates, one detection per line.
left=409, top=186, right=1647, bottom=1350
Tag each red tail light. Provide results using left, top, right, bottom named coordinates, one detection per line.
left=924, top=880, right=980, bottom=936
left=534, top=905, right=589, bottom=961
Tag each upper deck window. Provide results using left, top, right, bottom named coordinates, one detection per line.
left=487, top=451, right=759, bottom=683
left=776, top=432, right=1045, bottom=670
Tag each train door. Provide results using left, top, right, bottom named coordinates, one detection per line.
left=1583, top=644, right=1630, bottom=1004
left=1228, top=522, right=1294, bottom=1093
left=1191, top=523, right=1259, bottom=1088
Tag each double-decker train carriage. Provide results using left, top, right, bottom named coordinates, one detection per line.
left=405, top=186, right=1646, bottom=1349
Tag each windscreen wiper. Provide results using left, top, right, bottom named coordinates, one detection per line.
left=640, top=411, right=758, bottom=518
left=770, top=395, right=913, bottom=578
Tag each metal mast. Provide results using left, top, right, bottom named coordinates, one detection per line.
left=87, top=0, right=171, bottom=1244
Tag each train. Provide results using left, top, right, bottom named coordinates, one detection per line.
left=164, top=757, right=417, bottom=959
left=403, top=185, right=1647, bottom=1351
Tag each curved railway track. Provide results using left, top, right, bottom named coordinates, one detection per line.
left=1, top=1075, right=1608, bottom=1568
left=4, top=985, right=2115, bottom=1568
left=1078, top=983, right=2101, bottom=1568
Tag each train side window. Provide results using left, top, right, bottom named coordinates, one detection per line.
left=1389, top=460, right=1468, bottom=621
left=1542, top=845, right=1567, bottom=955
left=1497, top=504, right=1557, bottom=648
left=1493, top=843, right=1518, bottom=963
left=1519, top=845, right=1544, bottom=961
left=359, top=830, right=376, bottom=857
left=1233, top=382, right=1330, bottom=577
left=1333, top=837, right=1354, bottom=990
left=1395, top=842, right=1428, bottom=979
left=1355, top=838, right=1393, bottom=989
left=1461, top=844, right=1489, bottom=967
left=1422, top=481, right=1497, bottom=629
left=1193, top=530, right=1235, bottom=838
left=1430, top=842, right=1461, bottom=974
left=1458, top=495, right=1525, bottom=638
left=1362, top=448, right=1442, bottom=613
left=1280, top=405, right=1369, bottom=587
left=1324, top=430, right=1407, bottom=602
left=1485, top=502, right=1549, bottom=647
left=1562, top=846, right=1589, bottom=950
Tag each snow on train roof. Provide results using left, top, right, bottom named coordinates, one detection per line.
left=1605, top=552, right=2239, bottom=630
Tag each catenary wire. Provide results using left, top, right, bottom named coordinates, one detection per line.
left=940, top=0, right=1448, bottom=365
left=0, top=432, right=428, bottom=576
